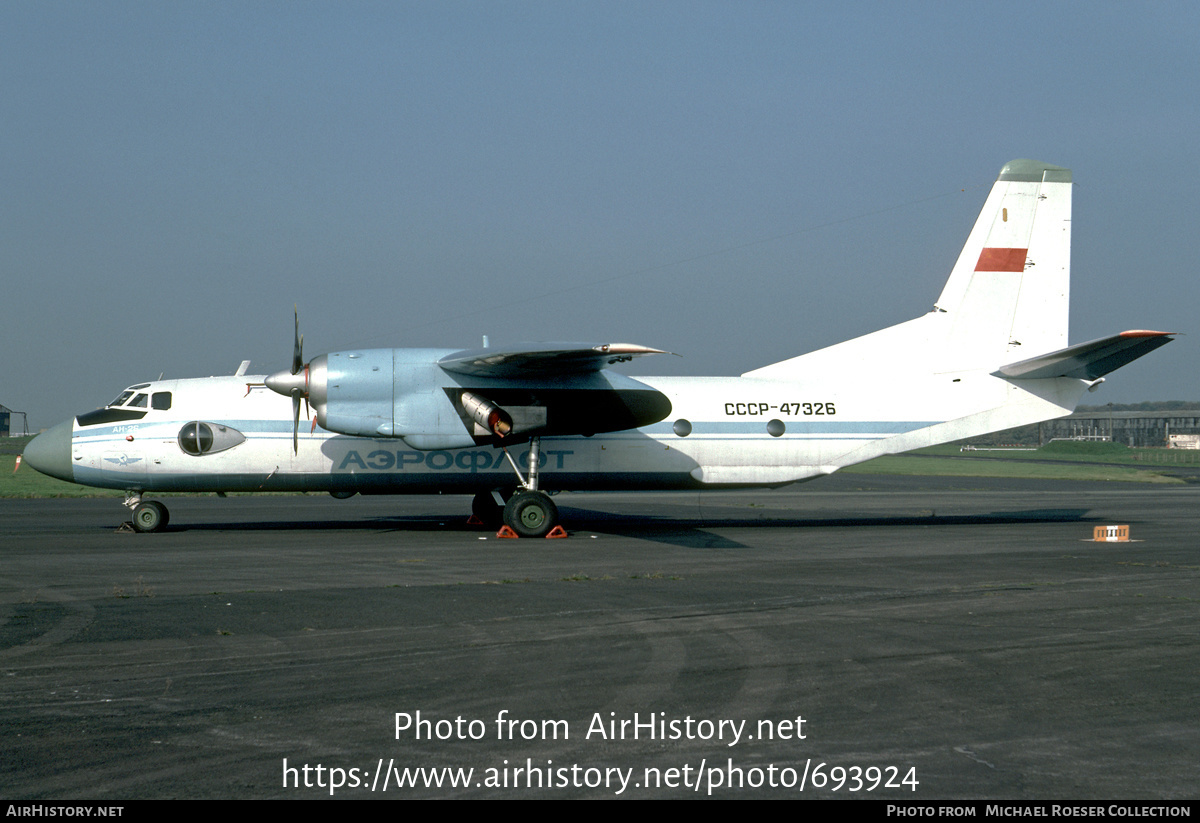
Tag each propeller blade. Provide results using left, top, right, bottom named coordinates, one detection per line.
left=291, top=389, right=301, bottom=453
left=291, top=306, right=303, bottom=375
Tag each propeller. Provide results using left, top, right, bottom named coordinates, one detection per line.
left=265, top=307, right=328, bottom=453
left=264, top=306, right=309, bottom=454
left=290, top=306, right=304, bottom=453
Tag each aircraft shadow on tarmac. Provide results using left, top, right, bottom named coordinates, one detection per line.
left=138, top=505, right=1096, bottom=550
left=561, top=506, right=1097, bottom=549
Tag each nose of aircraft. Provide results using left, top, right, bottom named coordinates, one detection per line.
left=23, top=419, right=75, bottom=483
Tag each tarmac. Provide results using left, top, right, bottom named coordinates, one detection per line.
left=2, top=474, right=1198, bottom=799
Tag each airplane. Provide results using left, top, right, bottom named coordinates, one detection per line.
left=22, top=160, right=1175, bottom=537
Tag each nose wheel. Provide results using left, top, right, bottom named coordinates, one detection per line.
left=132, top=500, right=170, bottom=533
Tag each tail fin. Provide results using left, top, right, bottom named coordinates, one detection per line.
left=935, top=159, right=1072, bottom=370
left=745, top=160, right=1073, bottom=379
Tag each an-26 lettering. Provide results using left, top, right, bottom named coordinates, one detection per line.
left=724, top=402, right=836, bottom=416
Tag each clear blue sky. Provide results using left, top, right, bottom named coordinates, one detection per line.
left=3, top=1, right=1196, bottom=430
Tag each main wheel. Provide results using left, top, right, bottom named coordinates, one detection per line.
left=132, top=500, right=169, bottom=533
left=503, top=491, right=559, bottom=538
left=472, top=491, right=505, bottom=528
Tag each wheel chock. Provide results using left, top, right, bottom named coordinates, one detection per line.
left=494, top=525, right=568, bottom=539
left=466, top=514, right=484, bottom=525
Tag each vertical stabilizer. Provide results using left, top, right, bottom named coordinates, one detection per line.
left=934, top=159, right=1072, bottom=370
left=744, top=160, right=1072, bottom=380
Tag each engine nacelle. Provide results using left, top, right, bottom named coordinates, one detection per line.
left=318, top=349, right=394, bottom=436
left=267, top=346, right=672, bottom=449
left=273, top=348, right=477, bottom=448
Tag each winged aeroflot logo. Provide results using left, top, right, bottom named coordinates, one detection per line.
left=103, top=454, right=143, bottom=467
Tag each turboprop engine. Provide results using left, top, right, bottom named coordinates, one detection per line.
left=265, top=313, right=674, bottom=452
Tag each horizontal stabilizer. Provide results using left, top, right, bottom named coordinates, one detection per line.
left=439, top=342, right=670, bottom=377
left=994, top=330, right=1175, bottom=381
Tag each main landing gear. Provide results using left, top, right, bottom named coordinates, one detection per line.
left=479, top=437, right=564, bottom=539
left=471, top=490, right=506, bottom=528
left=126, top=491, right=170, bottom=533
left=503, top=491, right=559, bottom=539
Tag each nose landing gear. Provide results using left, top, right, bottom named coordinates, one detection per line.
left=126, top=491, right=170, bottom=533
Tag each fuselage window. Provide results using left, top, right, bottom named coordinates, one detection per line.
left=177, top=421, right=246, bottom=456
left=178, top=422, right=215, bottom=455
left=152, top=392, right=172, bottom=410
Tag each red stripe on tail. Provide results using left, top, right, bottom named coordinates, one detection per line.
left=975, top=247, right=1027, bottom=272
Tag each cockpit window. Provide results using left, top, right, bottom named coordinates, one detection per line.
left=107, top=384, right=153, bottom=408
left=106, top=386, right=168, bottom=409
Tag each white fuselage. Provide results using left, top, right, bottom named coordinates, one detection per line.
left=63, top=367, right=1085, bottom=495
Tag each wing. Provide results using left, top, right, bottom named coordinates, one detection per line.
left=438, top=342, right=671, bottom=377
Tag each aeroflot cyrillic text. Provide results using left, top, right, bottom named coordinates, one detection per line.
left=339, top=449, right=573, bottom=472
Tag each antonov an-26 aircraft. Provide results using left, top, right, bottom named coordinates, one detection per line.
left=24, top=160, right=1174, bottom=537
